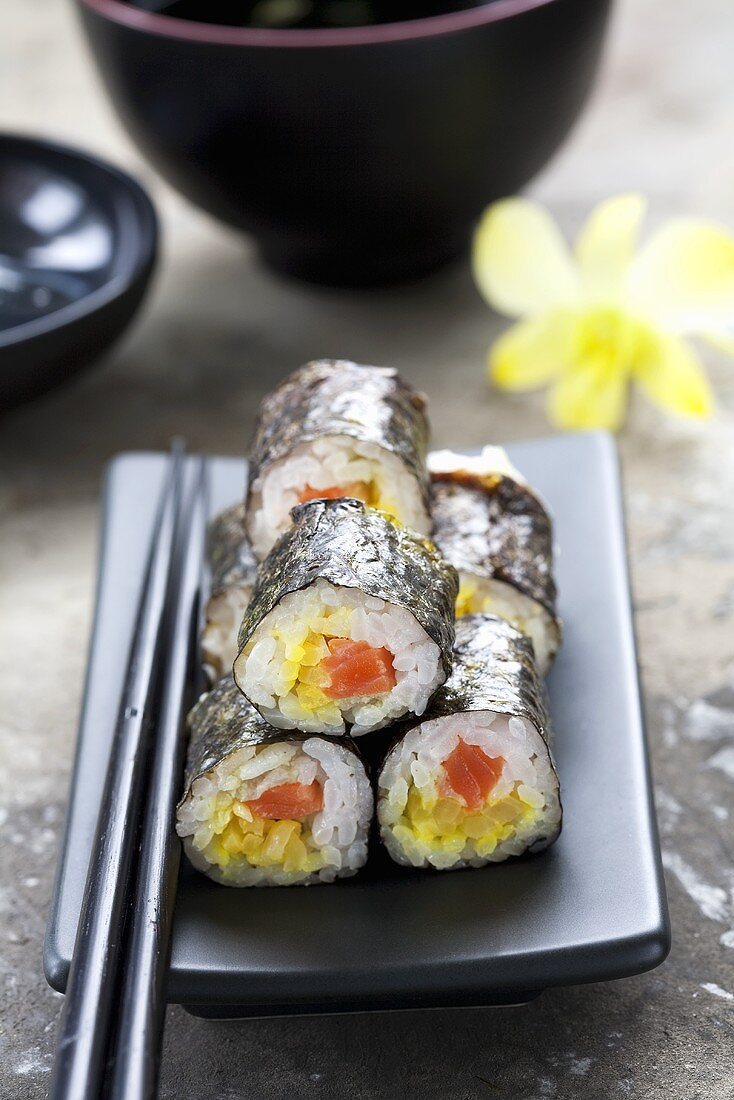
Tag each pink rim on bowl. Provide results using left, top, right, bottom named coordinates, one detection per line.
left=78, top=0, right=558, bottom=47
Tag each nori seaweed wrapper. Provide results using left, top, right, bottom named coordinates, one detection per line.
left=416, top=614, right=553, bottom=747
left=430, top=466, right=559, bottom=626
left=380, top=613, right=557, bottom=782
left=181, top=676, right=361, bottom=798
left=246, top=360, right=430, bottom=511
left=236, top=497, right=459, bottom=677
left=206, top=503, right=258, bottom=594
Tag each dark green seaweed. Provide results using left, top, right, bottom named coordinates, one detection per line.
left=419, top=613, right=553, bottom=743
left=430, top=467, right=559, bottom=628
left=235, top=497, right=458, bottom=679
left=206, top=502, right=258, bottom=594
left=246, top=360, right=430, bottom=513
left=181, top=676, right=361, bottom=798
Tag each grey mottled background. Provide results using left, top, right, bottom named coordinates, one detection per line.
left=1, top=1, right=733, bottom=1097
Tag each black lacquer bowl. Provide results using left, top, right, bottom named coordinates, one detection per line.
left=76, top=0, right=612, bottom=286
left=0, top=134, right=157, bottom=409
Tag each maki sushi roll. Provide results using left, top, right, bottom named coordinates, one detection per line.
left=234, top=498, right=458, bottom=736
left=201, top=503, right=259, bottom=683
left=377, top=614, right=561, bottom=871
left=429, top=446, right=561, bottom=673
left=245, top=359, right=431, bottom=558
left=176, top=678, right=373, bottom=887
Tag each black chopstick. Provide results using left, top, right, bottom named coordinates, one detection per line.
left=49, top=445, right=185, bottom=1100
left=109, top=457, right=208, bottom=1100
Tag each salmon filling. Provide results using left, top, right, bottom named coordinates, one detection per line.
left=322, top=638, right=397, bottom=699
left=246, top=780, right=323, bottom=819
left=440, top=740, right=505, bottom=811
left=297, top=481, right=371, bottom=505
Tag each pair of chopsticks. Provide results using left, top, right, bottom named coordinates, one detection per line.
left=50, top=443, right=208, bottom=1100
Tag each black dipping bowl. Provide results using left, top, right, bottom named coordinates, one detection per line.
left=77, top=0, right=611, bottom=287
left=0, top=134, right=157, bottom=408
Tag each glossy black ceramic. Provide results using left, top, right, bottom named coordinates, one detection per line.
left=0, top=134, right=157, bottom=408
left=76, top=0, right=612, bottom=285
left=44, top=435, right=670, bottom=1016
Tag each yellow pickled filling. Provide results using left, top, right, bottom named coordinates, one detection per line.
left=301, top=479, right=399, bottom=522
left=371, top=491, right=400, bottom=524
left=455, top=578, right=494, bottom=619
left=207, top=800, right=325, bottom=874
left=393, top=783, right=537, bottom=858
left=349, top=478, right=395, bottom=518
left=267, top=606, right=355, bottom=721
left=456, top=578, right=540, bottom=653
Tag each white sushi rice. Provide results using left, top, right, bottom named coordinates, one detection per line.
left=428, top=445, right=526, bottom=484
left=201, top=585, right=254, bottom=684
left=247, top=434, right=430, bottom=558
left=234, top=578, right=445, bottom=736
left=378, top=710, right=561, bottom=871
left=177, top=737, right=373, bottom=887
left=456, top=573, right=559, bottom=675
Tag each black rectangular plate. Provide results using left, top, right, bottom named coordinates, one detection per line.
left=44, top=433, right=670, bottom=1014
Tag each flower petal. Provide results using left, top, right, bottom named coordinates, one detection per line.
left=489, top=311, right=574, bottom=391
left=546, top=356, right=630, bottom=432
left=575, top=194, right=647, bottom=295
left=472, top=198, right=579, bottom=318
left=634, top=331, right=713, bottom=419
left=626, top=218, right=734, bottom=332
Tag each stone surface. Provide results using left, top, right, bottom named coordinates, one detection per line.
left=2, top=1, right=734, bottom=1097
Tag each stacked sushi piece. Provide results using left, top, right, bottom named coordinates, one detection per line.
left=176, top=360, right=563, bottom=886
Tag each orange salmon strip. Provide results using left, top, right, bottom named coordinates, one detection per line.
left=440, top=740, right=505, bottom=811
left=297, top=482, right=369, bottom=505
left=322, top=637, right=397, bottom=699
left=246, top=780, right=323, bottom=820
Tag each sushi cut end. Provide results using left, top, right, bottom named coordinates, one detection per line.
left=234, top=578, right=444, bottom=736
left=428, top=445, right=526, bottom=487
left=378, top=711, right=561, bottom=871
left=201, top=584, right=254, bottom=683
left=177, top=737, right=373, bottom=886
left=455, top=573, right=560, bottom=675
left=247, top=434, right=430, bottom=558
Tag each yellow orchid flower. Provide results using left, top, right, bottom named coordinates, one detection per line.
left=472, top=194, right=734, bottom=430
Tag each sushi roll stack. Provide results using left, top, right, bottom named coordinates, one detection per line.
left=178, top=359, right=564, bottom=887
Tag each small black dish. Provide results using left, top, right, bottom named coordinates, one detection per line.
left=0, top=134, right=157, bottom=409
